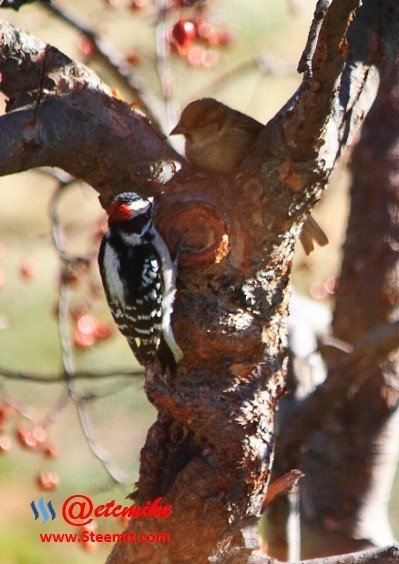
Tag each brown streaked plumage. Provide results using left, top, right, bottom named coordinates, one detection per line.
left=171, top=98, right=328, bottom=254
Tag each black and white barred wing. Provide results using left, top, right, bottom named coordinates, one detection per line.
left=99, top=237, right=163, bottom=365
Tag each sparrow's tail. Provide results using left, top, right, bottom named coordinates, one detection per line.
left=300, top=215, right=329, bottom=255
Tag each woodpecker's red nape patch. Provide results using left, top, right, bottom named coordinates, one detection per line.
left=107, top=202, right=132, bottom=221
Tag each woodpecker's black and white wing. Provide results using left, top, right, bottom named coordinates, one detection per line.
left=99, top=232, right=163, bottom=366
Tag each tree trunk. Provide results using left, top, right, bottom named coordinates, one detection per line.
left=267, top=50, right=399, bottom=562
left=301, top=55, right=399, bottom=559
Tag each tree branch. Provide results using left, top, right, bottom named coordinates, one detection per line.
left=0, top=0, right=47, bottom=10
left=0, top=367, right=143, bottom=382
left=212, top=541, right=399, bottom=562
left=275, top=320, right=399, bottom=470
left=0, top=20, right=184, bottom=199
left=39, top=0, right=162, bottom=125
left=243, top=0, right=399, bottom=234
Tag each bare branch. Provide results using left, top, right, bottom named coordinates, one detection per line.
left=241, top=0, right=399, bottom=245
left=298, top=544, right=399, bottom=563
left=0, top=0, right=47, bottom=9
left=57, top=243, right=129, bottom=485
left=0, top=20, right=184, bottom=199
left=39, top=1, right=162, bottom=125
left=194, top=55, right=296, bottom=99
left=154, top=0, right=179, bottom=132
left=276, top=320, right=399, bottom=468
left=212, top=542, right=399, bottom=563
left=0, top=367, right=143, bottom=383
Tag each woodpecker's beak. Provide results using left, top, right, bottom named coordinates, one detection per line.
left=170, top=123, right=184, bottom=135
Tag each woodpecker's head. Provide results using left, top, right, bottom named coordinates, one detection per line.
left=106, top=192, right=157, bottom=235
left=170, top=98, right=226, bottom=140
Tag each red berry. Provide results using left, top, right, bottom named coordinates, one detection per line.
left=77, top=315, right=96, bottom=335
left=309, top=280, right=328, bottom=301
left=77, top=35, right=95, bottom=58
left=32, top=426, right=47, bottom=443
left=172, top=20, right=196, bottom=48
left=16, top=426, right=37, bottom=449
left=36, top=472, right=59, bottom=491
left=0, top=407, right=8, bottom=429
left=20, top=260, right=37, bottom=281
left=94, top=323, right=113, bottom=341
left=217, top=30, right=233, bottom=45
left=126, top=51, right=141, bottom=66
left=0, top=435, right=11, bottom=453
left=129, top=0, right=149, bottom=10
left=81, top=521, right=97, bottom=533
left=40, top=444, right=58, bottom=459
left=81, top=540, right=97, bottom=552
left=119, top=515, right=130, bottom=527
left=201, top=49, right=219, bottom=68
left=325, top=276, right=338, bottom=295
left=73, top=328, right=96, bottom=349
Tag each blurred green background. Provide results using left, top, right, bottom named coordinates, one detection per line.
left=0, top=1, right=397, bottom=562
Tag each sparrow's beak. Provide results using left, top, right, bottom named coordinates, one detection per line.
left=170, top=123, right=184, bottom=135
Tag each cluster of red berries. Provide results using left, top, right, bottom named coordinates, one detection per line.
left=309, top=276, right=338, bottom=301
left=0, top=405, right=59, bottom=490
left=72, top=312, right=113, bottom=350
left=171, top=17, right=232, bottom=67
left=79, top=1, right=233, bottom=70
left=58, top=220, right=115, bottom=351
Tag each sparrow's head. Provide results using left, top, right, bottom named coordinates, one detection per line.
left=106, top=192, right=158, bottom=235
left=170, top=98, right=227, bottom=138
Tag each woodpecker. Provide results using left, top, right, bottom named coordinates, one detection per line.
left=98, top=192, right=183, bottom=372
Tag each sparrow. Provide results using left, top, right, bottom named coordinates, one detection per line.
left=170, top=98, right=328, bottom=255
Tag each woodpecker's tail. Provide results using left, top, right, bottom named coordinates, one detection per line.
left=127, top=336, right=179, bottom=374
left=157, top=336, right=178, bottom=375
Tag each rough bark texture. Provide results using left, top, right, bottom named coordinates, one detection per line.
left=0, top=0, right=399, bottom=562
left=267, top=49, right=399, bottom=562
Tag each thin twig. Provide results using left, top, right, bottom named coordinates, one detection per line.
left=39, top=0, right=161, bottom=125
left=193, top=55, right=296, bottom=99
left=154, top=0, right=178, bottom=133
left=40, top=389, right=70, bottom=428
left=0, top=367, right=144, bottom=383
left=297, top=0, right=330, bottom=82
left=50, top=182, right=97, bottom=265
left=80, top=379, right=138, bottom=402
left=51, top=181, right=130, bottom=486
